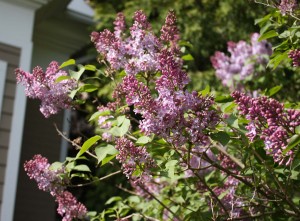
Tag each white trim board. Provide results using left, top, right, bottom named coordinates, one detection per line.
left=0, top=60, right=7, bottom=120
left=0, top=2, right=34, bottom=221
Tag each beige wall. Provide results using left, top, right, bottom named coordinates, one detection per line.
left=0, top=43, right=20, bottom=214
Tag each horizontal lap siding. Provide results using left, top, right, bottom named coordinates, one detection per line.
left=0, top=43, right=20, bottom=209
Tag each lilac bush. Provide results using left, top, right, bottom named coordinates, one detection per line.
left=17, top=8, right=300, bottom=221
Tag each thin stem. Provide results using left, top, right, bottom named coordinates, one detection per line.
left=119, top=213, right=160, bottom=221
left=210, top=140, right=245, bottom=169
left=250, top=148, right=300, bottom=215
left=68, top=170, right=122, bottom=187
left=171, top=144, right=230, bottom=218
left=54, top=124, right=98, bottom=160
left=137, top=184, right=183, bottom=221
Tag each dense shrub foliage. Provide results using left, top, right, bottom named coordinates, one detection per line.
left=17, top=1, right=300, bottom=220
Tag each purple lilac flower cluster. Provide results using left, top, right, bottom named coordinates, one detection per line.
left=278, top=0, right=297, bottom=15
left=115, top=137, right=155, bottom=184
left=91, top=10, right=161, bottom=75
left=232, top=91, right=300, bottom=165
left=288, top=49, right=300, bottom=66
left=24, top=155, right=87, bottom=221
left=119, top=50, right=218, bottom=147
left=15, top=61, right=76, bottom=118
left=211, top=33, right=272, bottom=90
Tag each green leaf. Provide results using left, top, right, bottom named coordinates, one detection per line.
left=66, top=161, right=76, bottom=171
left=258, top=30, right=278, bottom=41
left=59, top=59, right=75, bottom=69
left=95, top=144, right=118, bottom=164
left=105, top=196, right=122, bottom=205
left=200, top=85, right=210, bottom=96
left=181, top=54, right=194, bottom=61
left=255, top=14, right=271, bottom=25
left=119, top=118, right=130, bottom=136
left=49, top=162, right=63, bottom=171
left=266, top=85, right=282, bottom=97
left=55, top=75, right=71, bottom=83
left=89, top=110, right=111, bottom=122
left=84, top=64, right=97, bottom=71
left=109, top=118, right=130, bottom=137
left=268, top=51, right=289, bottom=70
left=136, top=136, right=152, bottom=145
left=278, top=30, right=290, bottom=38
left=283, top=135, right=300, bottom=155
left=226, top=114, right=239, bottom=129
left=117, top=115, right=126, bottom=126
left=102, top=154, right=117, bottom=165
left=70, top=65, right=85, bottom=80
left=210, top=131, right=230, bottom=146
left=79, top=84, right=99, bottom=93
left=165, top=160, right=178, bottom=180
left=73, top=164, right=91, bottom=172
left=69, top=88, right=80, bottom=99
left=221, top=102, right=236, bottom=113
left=215, top=95, right=234, bottom=103
left=76, top=135, right=101, bottom=158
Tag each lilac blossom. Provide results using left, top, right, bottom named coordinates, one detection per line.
left=288, top=49, right=300, bottom=66
left=15, top=61, right=76, bottom=118
left=91, top=10, right=161, bottom=75
left=160, top=10, right=180, bottom=44
left=211, top=33, right=272, bottom=90
left=278, top=0, right=297, bottom=15
left=115, top=137, right=155, bottom=183
left=24, top=154, right=67, bottom=195
left=232, top=91, right=300, bottom=165
left=24, top=155, right=87, bottom=221
left=114, top=12, right=126, bottom=38
left=56, top=191, right=87, bottom=221
left=117, top=46, right=219, bottom=146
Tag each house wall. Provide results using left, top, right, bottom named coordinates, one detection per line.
left=0, top=1, right=92, bottom=220
left=0, top=2, right=34, bottom=221
left=0, top=43, right=20, bottom=215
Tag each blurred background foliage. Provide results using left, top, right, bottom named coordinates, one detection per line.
left=70, top=0, right=300, bottom=214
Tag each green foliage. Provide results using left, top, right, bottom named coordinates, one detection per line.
left=88, top=0, right=268, bottom=71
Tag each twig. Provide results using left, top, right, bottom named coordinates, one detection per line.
left=210, top=140, right=245, bottom=169
left=68, top=170, right=122, bottom=187
left=137, top=184, right=183, bottom=221
left=170, top=144, right=230, bottom=218
left=54, top=123, right=98, bottom=160
left=119, top=213, right=160, bottom=221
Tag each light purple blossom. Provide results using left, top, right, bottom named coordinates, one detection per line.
left=115, top=137, right=155, bottom=183
left=24, top=155, right=87, bottom=221
left=24, top=154, right=67, bottom=195
left=56, top=191, right=87, bottom=221
left=211, top=33, right=272, bottom=90
left=15, top=61, right=76, bottom=118
left=278, top=0, right=297, bottom=15
left=91, top=10, right=161, bottom=75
